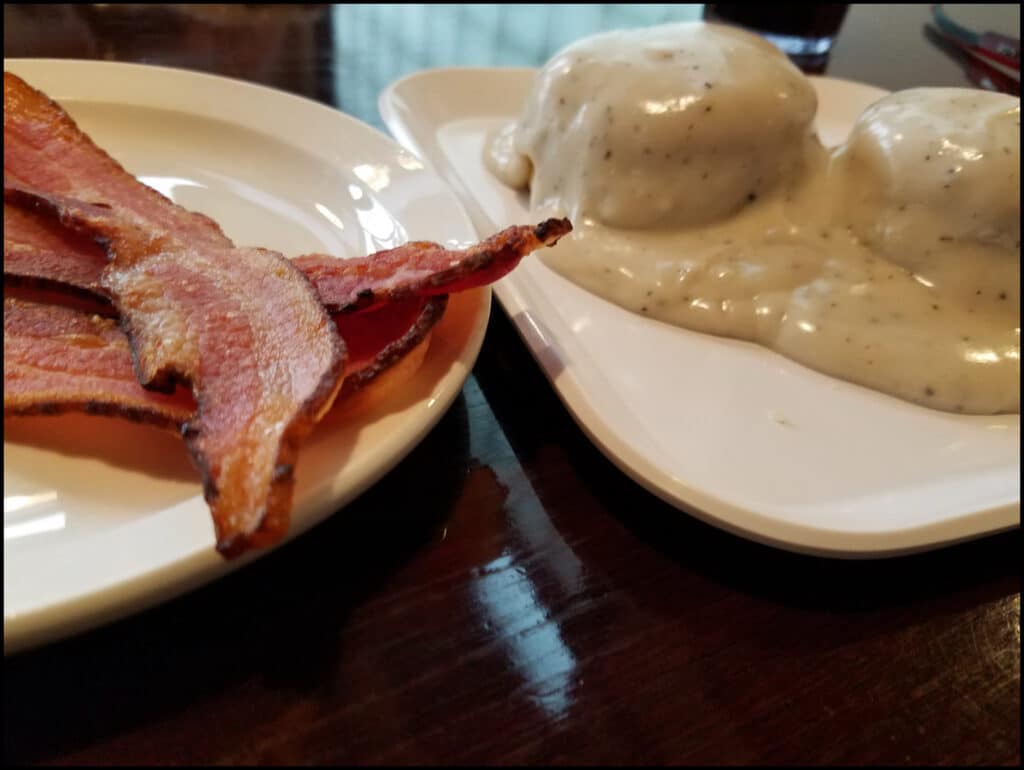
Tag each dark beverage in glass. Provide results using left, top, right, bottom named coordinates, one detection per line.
left=703, top=4, right=849, bottom=73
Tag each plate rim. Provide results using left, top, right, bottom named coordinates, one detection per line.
left=3, top=58, right=489, bottom=655
left=378, top=65, right=1020, bottom=559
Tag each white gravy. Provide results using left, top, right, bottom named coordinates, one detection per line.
left=486, top=22, right=1020, bottom=415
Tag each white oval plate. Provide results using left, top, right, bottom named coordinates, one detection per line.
left=3, top=59, right=487, bottom=655
left=379, top=67, right=1020, bottom=558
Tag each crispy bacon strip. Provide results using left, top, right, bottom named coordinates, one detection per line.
left=335, top=296, right=448, bottom=396
left=5, top=295, right=444, bottom=426
left=5, top=72, right=346, bottom=556
left=4, top=297, right=194, bottom=427
left=4, top=201, right=110, bottom=301
left=294, top=218, right=572, bottom=312
left=4, top=192, right=572, bottom=315
left=4, top=73, right=230, bottom=249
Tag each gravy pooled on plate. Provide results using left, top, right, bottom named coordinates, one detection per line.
left=487, top=22, right=1021, bottom=415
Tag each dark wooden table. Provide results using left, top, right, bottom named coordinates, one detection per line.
left=4, top=4, right=1020, bottom=766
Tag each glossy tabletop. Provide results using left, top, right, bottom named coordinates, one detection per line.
left=3, top=4, right=1020, bottom=766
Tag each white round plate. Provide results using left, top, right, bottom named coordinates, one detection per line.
left=379, top=67, right=1020, bottom=559
left=3, top=59, right=487, bottom=655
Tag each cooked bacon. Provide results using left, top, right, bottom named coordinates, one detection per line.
left=3, top=282, right=115, bottom=319
left=4, top=201, right=110, bottom=301
left=4, top=191, right=572, bottom=315
left=108, top=243, right=346, bottom=556
left=4, top=297, right=194, bottom=427
left=335, top=296, right=447, bottom=396
left=293, top=218, right=572, bottom=312
left=5, top=72, right=347, bottom=556
left=4, top=72, right=230, bottom=249
left=5, top=294, right=445, bottom=427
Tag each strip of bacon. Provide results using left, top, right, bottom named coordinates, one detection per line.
left=4, top=191, right=572, bottom=315
left=5, top=294, right=444, bottom=427
left=334, top=296, right=448, bottom=396
left=4, top=201, right=110, bottom=301
left=4, top=297, right=194, bottom=428
left=5, top=72, right=346, bottom=557
left=294, top=218, right=572, bottom=313
left=4, top=73, right=231, bottom=249
left=109, top=241, right=346, bottom=556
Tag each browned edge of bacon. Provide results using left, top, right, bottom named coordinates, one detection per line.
left=3, top=296, right=195, bottom=429
left=335, top=296, right=449, bottom=397
left=4, top=201, right=112, bottom=304
left=293, top=218, right=572, bottom=313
